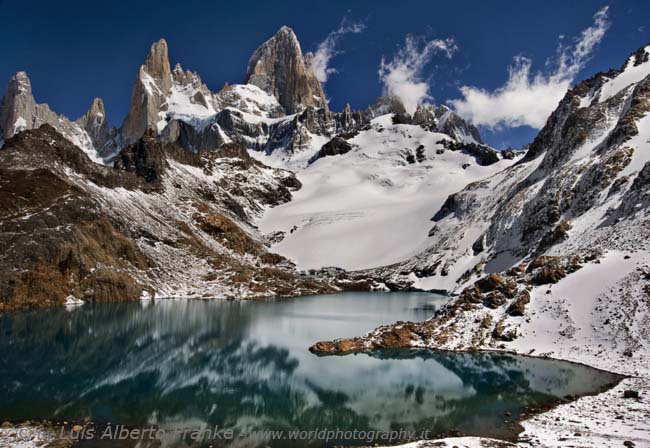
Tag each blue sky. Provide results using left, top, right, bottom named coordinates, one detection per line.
left=1, top=0, right=648, bottom=148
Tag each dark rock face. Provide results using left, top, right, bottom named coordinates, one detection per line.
left=431, top=105, right=484, bottom=144
left=439, top=139, right=500, bottom=166
left=506, top=291, right=530, bottom=316
left=114, top=129, right=201, bottom=185
left=309, top=137, right=354, bottom=164
left=0, top=126, right=151, bottom=310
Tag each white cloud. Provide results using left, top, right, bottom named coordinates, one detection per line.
left=378, top=35, right=457, bottom=114
left=448, top=6, right=610, bottom=130
left=311, top=20, right=365, bottom=83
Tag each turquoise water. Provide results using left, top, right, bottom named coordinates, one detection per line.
left=0, top=292, right=620, bottom=446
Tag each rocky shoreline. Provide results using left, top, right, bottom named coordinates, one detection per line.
left=309, top=251, right=650, bottom=447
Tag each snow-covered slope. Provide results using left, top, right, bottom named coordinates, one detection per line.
left=365, top=44, right=650, bottom=293
left=311, top=43, right=650, bottom=448
left=258, top=114, right=517, bottom=270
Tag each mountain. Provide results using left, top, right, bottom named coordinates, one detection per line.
left=259, top=114, right=517, bottom=271
left=0, top=72, right=114, bottom=162
left=0, top=28, right=486, bottom=171
left=307, top=46, right=650, bottom=447
left=245, top=26, right=328, bottom=113
left=120, top=38, right=220, bottom=146
left=0, top=124, right=335, bottom=310
left=311, top=44, right=650, bottom=377
left=2, top=29, right=650, bottom=448
left=0, top=26, right=527, bottom=313
left=0, top=26, right=501, bottom=313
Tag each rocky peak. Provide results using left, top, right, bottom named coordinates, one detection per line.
left=120, top=38, right=174, bottom=144
left=1, top=71, right=51, bottom=139
left=522, top=44, right=650, bottom=166
left=245, top=26, right=328, bottom=114
left=303, top=51, right=329, bottom=111
left=120, top=39, right=221, bottom=146
left=144, top=38, right=172, bottom=94
left=0, top=71, right=106, bottom=161
left=76, top=97, right=115, bottom=154
left=433, top=105, right=484, bottom=144
left=371, top=96, right=406, bottom=116
left=77, top=97, right=106, bottom=131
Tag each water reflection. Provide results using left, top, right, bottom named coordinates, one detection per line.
left=0, top=293, right=620, bottom=446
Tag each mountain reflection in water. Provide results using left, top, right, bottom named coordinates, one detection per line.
left=0, top=293, right=620, bottom=446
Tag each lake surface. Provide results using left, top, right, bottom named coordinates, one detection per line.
left=0, top=292, right=620, bottom=447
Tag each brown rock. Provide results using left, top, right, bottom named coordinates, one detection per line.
left=476, top=274, right=506, bottom=293
left=506, top=291, right=531, bottom=316
left=492, top=319, right=517, bottom=341
left=483, top=291, right=507, bottom=309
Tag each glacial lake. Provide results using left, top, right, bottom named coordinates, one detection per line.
left=0, top=292, right=620, bottom=447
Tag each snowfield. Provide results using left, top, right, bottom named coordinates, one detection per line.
left=259, top=115, right=516, bottom=271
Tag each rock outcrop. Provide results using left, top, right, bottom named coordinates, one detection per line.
left=308, top=136, right=354, bottom=164
left=245, top=26, right=328, bottom=114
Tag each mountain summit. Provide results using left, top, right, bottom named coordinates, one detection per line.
left=246, top=26, right=328, bottom=114
left=121, top=38, right=174, bottom=144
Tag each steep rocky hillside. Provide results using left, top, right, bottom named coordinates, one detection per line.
left=0, top=125, right=333, bottom=310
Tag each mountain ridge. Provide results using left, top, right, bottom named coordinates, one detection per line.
left=0, top=28, right=488, bottom=168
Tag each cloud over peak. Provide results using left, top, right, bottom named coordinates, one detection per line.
left=311, top=19, right=366, bottom=83
left=448, top=6, right=610, bottom=130
left=378, top=35, right=458, bottom=114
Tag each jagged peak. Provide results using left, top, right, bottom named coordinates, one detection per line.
left=87, top=97, right=105, bottom=116
left=172, top=62, right=184, bottom=75
left=626, top=44, right=650, bottom=69
left=245, top=26, right=327, bottom=114
left=140, top=38, right=172, bottom=94
left=5, top=71, right=33, bottom=97
left=276, top=25, right=299, bottom=43
left=247, top=26, right=304, bottom=75
left=144, top=39, right=170, bottom=74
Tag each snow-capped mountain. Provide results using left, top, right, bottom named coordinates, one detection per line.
left=311, top=44, right=650, bottom=409
left=0, top=25, right=507, bottom=311
left=308, top=45, right=650, bottom=448
left=2, top=27, right=648, bottom=325
left=259, top=114, right=517, bottom=271
left=367, top=44, right=650, bottom=293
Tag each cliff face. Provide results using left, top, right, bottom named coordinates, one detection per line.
left=245, top=26, right=328, bottom=114
left=120, top=39, right=174, bottom=144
